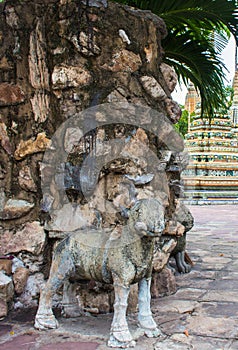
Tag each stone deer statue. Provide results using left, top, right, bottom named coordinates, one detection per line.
left=34, top=198, right=165, bottom=348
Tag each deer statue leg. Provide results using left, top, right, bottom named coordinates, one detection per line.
left=108, top=275, right=136, bottom=348
left=34, top=249, right=75, bottom=330
left=62, top=280, right=83, bottom=318
left=138, top=277, right=161, bottom=337
left=175, top=251, right=191, bottom=274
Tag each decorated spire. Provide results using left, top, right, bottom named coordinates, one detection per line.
left=184, top=82, right=200, bottom=115
left=231, top=45, right=238, bottom=126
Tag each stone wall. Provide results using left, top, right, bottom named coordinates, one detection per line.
left=0, top=0, right=187, bottom=317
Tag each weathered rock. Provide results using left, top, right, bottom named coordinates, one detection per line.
left=106, top=89, right=128, bottom=103
left=0, top=56, right=13, bottom=70
left=64, top=127, right=83, bottom=153
left=0, top=271, right=14, bottom=318
left=0, top=199, right=34, bottom=220
left=69, top=32, right=101, bottom=56
left=46, top=203, right=100, bottom=235
left=13, top=267, right=29, bottom=294
left=0, top=122, right=12, bottom=155
left=0, top=299, right=8, bottom=319
left=165, top=98, right=182, bottom=124
left=153, top=239, right=177, bottom=272
left=80, top=289, right=111, bottom=314
left=52, top=65, right=92, bottom=89
left=16, top=272, right=45, bottom=307
left=81, top=0, right=108, bottom=7
left=14, top=132, right=51, bottom=160
left=0, top=259, right=12, bottom=275
left=102, top=49, right=142, bottom=72
left=30, top=91, right=50, bottom=123
left=0, top=83, right=25, bottom=106
left=0, top=164, right=6, bottom=179
left=18, top=166, right=37, bottom=192
left=160, top=63, right=178, bottom=93
left=125, top=173, right=154, bottom=185
left=140, top=76, right=167, bottom=100
left=29, top=19, right=50, bottom=90
left=164, top=221, right=185, bottom=237
left=11, top=257, right=25, bottom=273
left=17, top=252, right=45, bottom=274
left=151, top=267, right=177, bottom=298
left=4, top=5, right=19, bottom=29
left=0, top=222, right=45, bottom=255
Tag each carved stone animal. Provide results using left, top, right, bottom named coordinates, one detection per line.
left=34, top=198, right=165, bottom=348
left=164, top=200, right=194, bottom=273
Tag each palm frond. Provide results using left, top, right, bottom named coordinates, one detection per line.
left=163, top=30, right=227, bottom=117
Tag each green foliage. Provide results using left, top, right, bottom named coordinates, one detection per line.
left=174, top=109, right=193, bottom=137
left=114, top=0, right=238, bottom=117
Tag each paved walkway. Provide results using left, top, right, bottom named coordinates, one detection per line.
left=0, top=205, right=238, bottom=350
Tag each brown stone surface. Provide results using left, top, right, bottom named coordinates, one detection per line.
left=0, top=199, right=34, bottom=221
left=0, top=222, right=45, bottom=255
left=13, top=267, right=29, bottom=294
left=0, top=260, right=12, bottom=275
left=18, top=166, right=37, bottom=192
left=52, top=65, right=92, bottom=89
left=0, top=271, right=14, bottom=318
left=151, top=267, right=177, bottom=298
left=102, top=49, right=142, bottom=72
left=0, top=123, right=12, bottom=155
left=14, top=132, right=51, bottom=160
left=0, top=83, right=25, bottom=106
left=0, top=298, right=8, bottom=319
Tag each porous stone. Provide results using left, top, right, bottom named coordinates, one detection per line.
left=4, top=5, right=19, bottom=29
left=64, top=127, right=83, bottom=153
left=70, top=32, right=101, bottom=56
left=52, top=65, right=92, bottom=89
left=46, top=203, right=99, bottom=234
left=140, top=76, right=167, bottom=100
left=151, top=267, right=177, bottom=298
left=81, top=0, right=108, bottom=7
left=0, top=83, right=25, bottom=106
left=18, top=166, right=37, bottom=192
left=16, top=272, right=45, bottom=307
left=102, top=50, right=142, bottom=72
left=0, top=122, right=12, bottom=155
left=0, top=298, right=7, bottom=319
left=30, top=91, right=50, bottom=123
left=13, top=267, right=29, bottom=294
left=160, top=63, right=178, bottom=93
left=165, top=98, right=182, bottom=123
left=0, top=222, right=45, bottom=255
left=0, top=56, right=13, bottom=70
left=29, top=19, right=50, bottom=90
left=14, top=132, right=51, bottom=160
left=0, top=271, right=14, bottom=318
left=0, top=259, right=12, bottom=275
left=0, top=199, right=34, bottom=220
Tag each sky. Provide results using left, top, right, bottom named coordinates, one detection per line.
left=171, top=36, right=236, bottom=105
